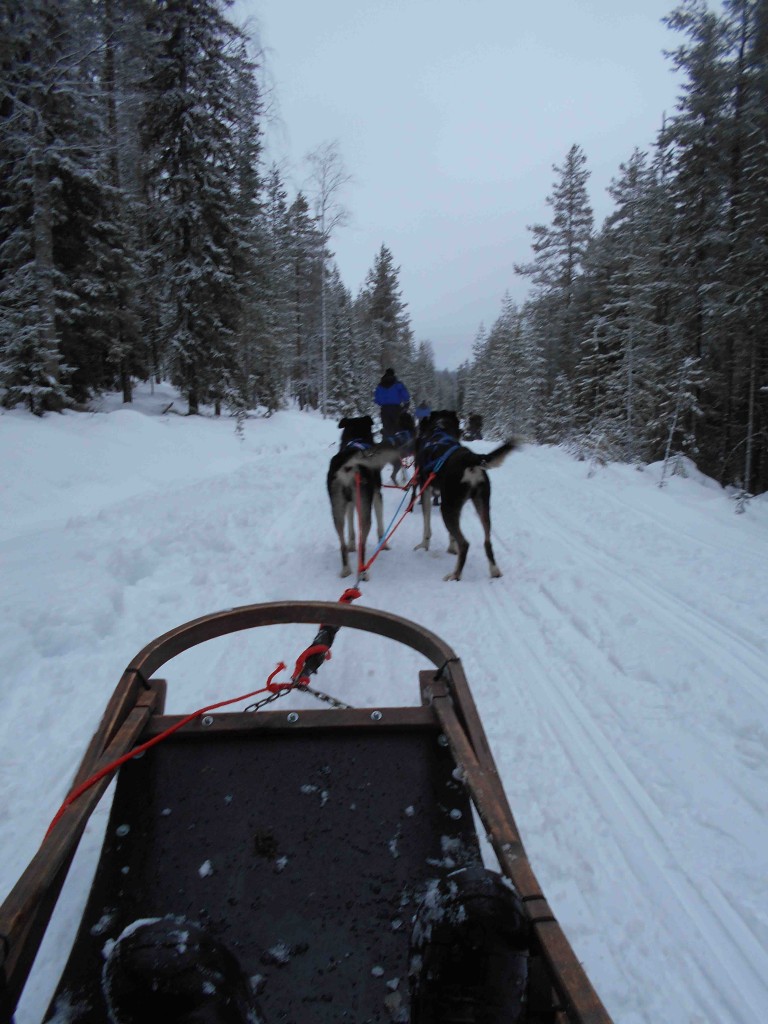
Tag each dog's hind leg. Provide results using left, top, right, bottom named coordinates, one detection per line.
left=414, top=485, right=432, bottom=551
left=471, top=492, right=502, bottom=578
left=440, top=504, right=469, bottom=581
left=373, top=487, right=390, bottom=550
left=357, top=502, right=373, bottom=580
left=332, top=499, right=352, bottom=578
left=344, top=503, right=356, bottom=554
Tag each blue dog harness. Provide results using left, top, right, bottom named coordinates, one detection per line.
left=385, top=429, right=414, bottom=448
left=341, top=438, right=371, bottom=453
left=420, top=430, right=461, bottom=475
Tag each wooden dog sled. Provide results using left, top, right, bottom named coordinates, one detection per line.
left=0, top=602, right=613, bottom=1023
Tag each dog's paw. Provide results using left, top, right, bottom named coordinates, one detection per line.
left=379, top=540, right=391, bottom=550
left=443, top=571, right=461, bottom=582
left=414, top=541, right=430, bottom=551
left=490, top=566, right=502, bottom=578
left=340, top=566, right=352, bottom=578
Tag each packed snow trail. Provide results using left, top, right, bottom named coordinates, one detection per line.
left=1, top=396, right=766, bottom=1024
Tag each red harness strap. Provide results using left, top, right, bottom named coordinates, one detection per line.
left=45, top=590, right=365, bottom=841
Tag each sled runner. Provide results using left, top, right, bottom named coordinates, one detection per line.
left=0, top=602, right=613, bottom=1023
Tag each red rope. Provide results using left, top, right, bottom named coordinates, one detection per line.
left=359, top=470, right=435, bottom=575
left=274, top=587, right=362, bottom=686
left=45, top=594, right=366, bottom=841
left=291, top=643, right=331, bottom=684
left=354, top=469, right=364, bottom=574
left=45, top=680, right=277, bottom=839
left=265, top=661, right=289, bottom=691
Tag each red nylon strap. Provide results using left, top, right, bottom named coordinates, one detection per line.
left=359, top=470, right=435, bottom=574
left=354, top=470, right=364, bottom=573
left=292, top=643, right=331, bottom=685
left=45, top=679, right=277, bottom=838
left=46, top=591, right=365, bottom=840
left=266, top=661, right=289, bottom=692
left=271, top=587, right=362, bottom=688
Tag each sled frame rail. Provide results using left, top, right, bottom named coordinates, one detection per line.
left=0, top=601, right=612, bottom=1024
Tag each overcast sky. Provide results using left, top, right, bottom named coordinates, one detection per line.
left=233, top=0, right=684, bottom=369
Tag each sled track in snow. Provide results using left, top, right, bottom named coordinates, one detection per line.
left=494, top=497, right=768, bottom=717
left=469, top=579, right=768, bottom=1022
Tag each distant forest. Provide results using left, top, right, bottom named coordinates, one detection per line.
left=1, top=1, right=766, bottom=495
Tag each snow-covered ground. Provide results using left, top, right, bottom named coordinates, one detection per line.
left=1, top=384, right=767, bottom=1023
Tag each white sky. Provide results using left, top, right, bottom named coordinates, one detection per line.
left=233, top=0, right=684, bottom=368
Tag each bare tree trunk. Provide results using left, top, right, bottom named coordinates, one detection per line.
left=744, top=334, right=756, bottom=493
left=32, top=141, right=60, bottom=412
left=105, top=0, right=133, bottom=405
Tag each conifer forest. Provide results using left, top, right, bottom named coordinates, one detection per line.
left=1, top=0, right=767, bottom=495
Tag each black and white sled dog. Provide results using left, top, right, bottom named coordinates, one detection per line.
left=327, top=416, right=398, bottom=579
left=414, top=410, right=519, bottom=581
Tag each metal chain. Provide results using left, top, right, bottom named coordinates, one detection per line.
left=243, top=687, right=294, bottom=714
left=294, top=683, right=354, bottom=710
left=244, top=682, right=354, bottom=714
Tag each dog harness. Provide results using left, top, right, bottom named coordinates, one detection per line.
left=341, top=438, right=371, bottom=453
left=386, top=429, right=414, bottom=448
left=420, top=430, right=461, bottom=475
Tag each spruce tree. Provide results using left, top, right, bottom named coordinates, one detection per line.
left=360, top=244, right=413, bottom=372
left=0, top=0, right=80, bottom=411
left=515, top=144, right=594, bottom=388
left=409, top=340, right=438, bottom=410
left=580, top=150, right=662, bottom=460
left=140, top=0, right=256, bottom=415
left=285, top=192, right=323, bottom=408
left=246, top=164, right=292, bottom=413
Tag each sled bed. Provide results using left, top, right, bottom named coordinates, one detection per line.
left=0, top=602, right=613, bottom=1023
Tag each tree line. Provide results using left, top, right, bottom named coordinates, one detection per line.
left=2, top=0, right=766, bottom=494
left=463, top=0, right=768, bottom=495
left=0, top=0, right=451, bottom=423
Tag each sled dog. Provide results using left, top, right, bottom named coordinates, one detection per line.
left=327, top=416, right=397, bottom=579
left=414, top=410, right=518, bottom=581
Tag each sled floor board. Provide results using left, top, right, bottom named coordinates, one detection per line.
left=45, top=720, right=482, bottom=1023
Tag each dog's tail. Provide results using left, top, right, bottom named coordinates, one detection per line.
left=477, top=438, right=521, bottom=469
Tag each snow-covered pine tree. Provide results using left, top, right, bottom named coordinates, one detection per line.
left=244, top=164, right=292, bottom=413
left=661, top=0, right=740, bottom=480
left=545, top=372, right=579, bottom=448
left=351, top=288, right=385, bottom=415
left=217, top=34, right=264, bottom=421
left=514, top=144, right=594, bottom=391
left=579, top=150, right=662, bottom=462
left=305, top=140, right=352, bottom=416
left=496, top=296, right=545, bottom=440
left=462, top=324, right=488, bottom=419
left=285, top=192, right=324, bottom=409
left=325, top=269, right=365, bottom=417
left=139, top=0, right=256, bottom=415
left=0, top=0, right=80, bottom=412
left=360, top=244, right=413, bottom=373
left=464, top=296, right=543, bottom=441
left=409, top=340, right=438, bottom=412
left=719, top=0, right=768, bottom=494
left=91, top=0, right=151, bottom=404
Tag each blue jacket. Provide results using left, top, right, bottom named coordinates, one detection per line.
left=374, top=380, right=410, bottom=407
